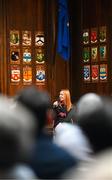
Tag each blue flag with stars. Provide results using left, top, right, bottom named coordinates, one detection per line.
left=57, top=0, right=70, bottom=61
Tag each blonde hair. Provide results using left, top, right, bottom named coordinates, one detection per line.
left=61, top=89, right=72, bottom=112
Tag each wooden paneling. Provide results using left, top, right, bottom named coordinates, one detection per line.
left=81, top=0, right=110, bottom=96
left=4, top=0, right=46, bottom=96
left=45, top=0, right=70, bottom=101
left=0, top=0, right=7, bottom=94
left=0, top=0, right=69, bottom=99
left=69, top=0, right=83, bottom=103
left=69, top=0, right=112, bottom=102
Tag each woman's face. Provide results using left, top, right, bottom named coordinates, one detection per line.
left=59, top=91, right=65, bottom=103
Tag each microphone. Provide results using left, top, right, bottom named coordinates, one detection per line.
left=53, top=97, right=60, bottom=108
left=57, top=97, right=60, bottom=103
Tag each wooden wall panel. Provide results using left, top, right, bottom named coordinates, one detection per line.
left=4, top=0, right=46, bottom=96
left=0, top=0, right=7, bottom=94
left=45, top=0, right=70, bottom=102
left=69, top=0, right=83, bottom=103
left=81, top=0, right=110, bottom=96
left=69, top=0, right=112, bottom=102
left=0, top=0, right=69, bottom=99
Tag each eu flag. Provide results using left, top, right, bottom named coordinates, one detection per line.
left=57, top=0, right=70, bottom=61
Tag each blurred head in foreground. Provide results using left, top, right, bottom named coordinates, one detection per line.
left=77, top=93, right=112, bottom=153
left=15, top=86, right=52, bottom=135
left=0, top=95, right=36, bottom=170
left=67, top=149, right=112, bottom=180
left=54, top=122, right=92, bottom=161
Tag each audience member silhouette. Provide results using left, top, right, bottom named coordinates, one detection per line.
left=54, top=122, right=92, bottom=162
left=0, top=95, right=37, bottom=179
left=16, top=86, right=78, bottom=179
left=62, top=94, right=112, bottom=179
left=73, top=149, right=112, bottom=180
left=77, top=93, right=112, bottom=153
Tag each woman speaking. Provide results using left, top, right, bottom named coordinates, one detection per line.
left=53, top=89, right=76, bottom=128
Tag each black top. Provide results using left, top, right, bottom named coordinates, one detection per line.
left=53, top=105, right=76, bottom=127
